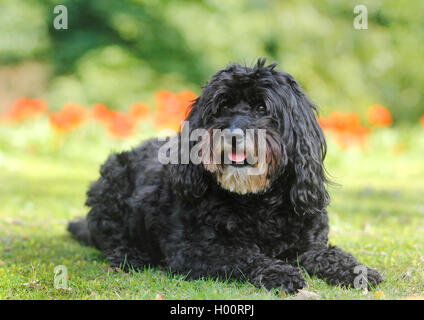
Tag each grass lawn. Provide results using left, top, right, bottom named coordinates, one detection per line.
left=1, top=121, right=423, bottom=300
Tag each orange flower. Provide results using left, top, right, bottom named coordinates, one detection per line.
left=176, top=90, right=197, bottom=109
left=318, top=111, right=369, bottom=149
left=129, top=102, right=151, bottom=122
left=420, top=115, right=424, bottom=129
left=326, top=111, right=361, bottom=132
left=106, top=111, right=135, bottom=138
left=49, top=103, right=88, bottom=133
left=333, top=125, right=369, bottom=150
left=153, top=90, right=196, bottom=131
left=92, top=103, right=114, bottom=123
left=366, top=105, right=392, bottom=127
left=317, top=116, right=329, bottom=131
left=2, top=98, right=47, bottom=122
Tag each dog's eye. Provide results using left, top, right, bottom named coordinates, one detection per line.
left=255, top=105, right=266, bottom=115
left=220, top=105, right=230, bottom=112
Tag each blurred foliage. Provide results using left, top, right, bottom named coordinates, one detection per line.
left=0, top=0, right=423, bottom=123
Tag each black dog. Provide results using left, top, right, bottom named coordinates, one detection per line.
left=68, top=59, right=382, bottom=293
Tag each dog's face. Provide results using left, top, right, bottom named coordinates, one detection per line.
left=173, top=59, right=329, bottom=215
left=193, top=64, right=285, bottom=195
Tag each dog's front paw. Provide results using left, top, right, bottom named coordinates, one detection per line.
left=343, top=265, right=383, bottom=289
left=364, top=267, right=383, bottom=288
left=254, top=264, right=305, bottom=293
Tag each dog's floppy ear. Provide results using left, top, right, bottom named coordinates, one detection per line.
left=170, top=100, right=210, bottom=202
left=286, top=77, right=329, bottom=215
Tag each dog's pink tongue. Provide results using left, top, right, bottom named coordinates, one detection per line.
left=228, top=151, right=246, bottom=162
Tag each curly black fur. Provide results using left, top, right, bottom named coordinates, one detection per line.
left=68, top=59, right=382, bottom=293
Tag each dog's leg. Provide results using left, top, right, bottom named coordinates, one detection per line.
left=163, top=242, right=305, bottom=293
left=297, top=245, right=382, bottom=289
left=85, top=207, right=155, bottom=271
left=102, top=246, right=152, bottom=271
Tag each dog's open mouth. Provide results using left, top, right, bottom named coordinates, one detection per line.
left=226, top=150, right=250, bottom=166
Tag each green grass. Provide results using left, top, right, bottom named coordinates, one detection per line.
left=1, top=121, right=424, bottom=300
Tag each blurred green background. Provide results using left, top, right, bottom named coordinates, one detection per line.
left=1, top=0, right=423, bottom=122
left=1, top=0, right=424, bottom=300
